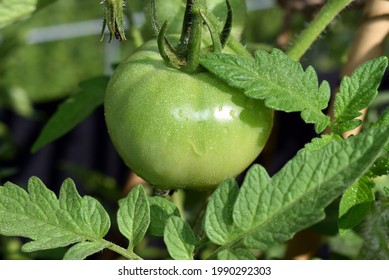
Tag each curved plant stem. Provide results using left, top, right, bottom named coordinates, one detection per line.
left=104, top=240, right=143, bottom=260
left=205, top=10, right=252, bottom=57
left=287, top=0, right=355, bottom=61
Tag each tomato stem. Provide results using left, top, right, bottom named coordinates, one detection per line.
left=203, top=6, right=252, bottom=58
left=104, top=240, right=143, bottom=260
left=100, top=0, right=127, bottom=42
left=287, top=0, right=354, bottom=61
left=177, top=0, right=204, bottom=72
left=151, top=0, right=235, bottom=73
left=157, top=21, right=181, bottom=69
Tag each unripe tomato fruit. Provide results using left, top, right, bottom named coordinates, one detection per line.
left=104, top=40, right=273, bottom=190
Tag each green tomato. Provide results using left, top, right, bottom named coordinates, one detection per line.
left=104, top=40, right=273, bottom=190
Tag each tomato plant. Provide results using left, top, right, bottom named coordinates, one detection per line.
left=1, top=0, right=389, bottom=263
left=104, top=40, right=273, bottom=190
left=105, top=0, right=272, bottom=190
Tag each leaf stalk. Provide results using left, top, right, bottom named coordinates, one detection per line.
left=287, top=0, right=355, bottom=61
left=104, top=240, right=143, bottom=260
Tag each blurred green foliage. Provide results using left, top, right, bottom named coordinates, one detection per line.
left=0, top=0, right=105, bottom=103
left=0, top=1, right=368, bottom=106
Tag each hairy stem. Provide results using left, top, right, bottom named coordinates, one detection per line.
left=205, top=10, right=251, bottom=57
left=287, top=0, right=354, bottom=61
left=104, top=240, right=143, bottom=260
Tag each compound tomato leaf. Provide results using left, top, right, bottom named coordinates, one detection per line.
left=200, top=50, right=331, bottom=133
left=0, top=177, right=111, bottom=253
left=226, top=125, right=389, bottom=251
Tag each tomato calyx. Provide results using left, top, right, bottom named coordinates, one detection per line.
left=100, top=0, right=127, bottom=42
left=151, top=0, right=233, bottom=73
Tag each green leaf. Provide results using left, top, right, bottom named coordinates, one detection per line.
left=333, top=57, right=388, bottom=134
left=0, top=0, right=57, bottom=29
left=58, top=179, right=111, bottom=240
left=200, top=49, right=331, bottom=133
left=229, top=125, right=389, bottom=250
left=370, top=155, right=389, bottom=177
left=233, top=165, right=271, bottom=231
left=0, top=177, right=111, bottom=252
left=205, top=179, right=240, bottom=245
left=358, top=200, right=389, bottom=259
left=117, top=185, right=150, bottom=248
left=216, top=248, right=256, bottom=260
left=147, top=196, right=181, bottom=237
left=164, top=216, right=195, bottom=260
left=80, top=196, right=111, bottom=239
left=304, top=134, right=335, bottom=152
left=31, top=76, right=109, bottom=153
left=59, top=178, right=83, bottom=215
left=371, top=107, right=389, bottom=151
left=374, top=107, right=389, bottom=128
left=338, top=176, right=375, bottom=235
left=63, top=241, right=109, bottom=260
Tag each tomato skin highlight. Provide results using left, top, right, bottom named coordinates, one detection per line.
left=104, top=40, right=273, bottom=190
